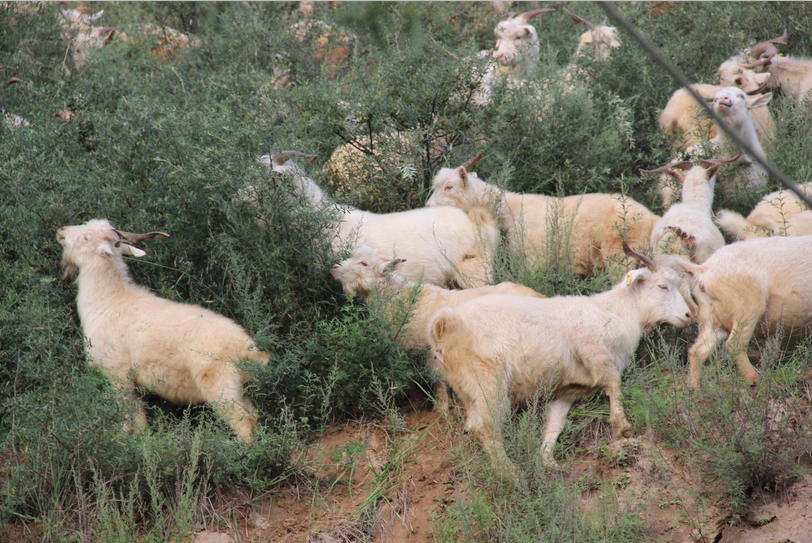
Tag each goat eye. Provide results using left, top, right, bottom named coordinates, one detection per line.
left=659, top=284, right=669, bottom=291
left=445, top=185, right=453, bottom=191
left=360, top=261, right=368, bottom=266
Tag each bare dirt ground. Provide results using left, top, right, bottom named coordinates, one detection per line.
left=4, top=400, right=811, bottom=543
left=190, top=400, right=812, bottom=543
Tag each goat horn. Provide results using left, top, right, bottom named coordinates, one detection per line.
left=460, top=152, right=484, bottom=171
left=768, top=29, right=788, bottom=46
left=271, top=151, right=318, bottom=166
left=745, top=80, right=770, bottom=96
left=639, top=161, right=694, bottom=175
left=741, top=57, right=772, bottom=69
left=113, top=230, right=170, bottom=246
left=515, top=8, right=555, bottom=25
left=562, top=8, right=596, bottom=30
left=622, top=241, right=657, bottom=271
left=699, top=151, right=742, bottom=169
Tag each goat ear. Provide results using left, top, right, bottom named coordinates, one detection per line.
left=622, top=269, right=648, bottom=289
left=706, top=164, right=723, bottom=179
left=665, top=170, right=685, bottom=184
left=98, top=245, right=115, bottom=258
left=430, top=308, right=456, bottom=343
left=523, top=27, right=532, bottom=38
left=385, top=258, right=405, bottom=273
left=746, top=92, right=772, bottom=110
left=456, top=166, right=468, bottom=187
left=755, top=72, right=770, bottom=84
left=121, top=245, right=147, bottom=258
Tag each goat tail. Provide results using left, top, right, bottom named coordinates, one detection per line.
left=715, top=209, right=753, bottom=240
left=243, top=348, right=271, bottom=366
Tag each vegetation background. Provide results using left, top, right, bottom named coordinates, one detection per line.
left=2, top=2, right=812, bottom=541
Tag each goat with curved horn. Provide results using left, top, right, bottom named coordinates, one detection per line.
left=113, top=229, right=170, bottom=246
left=460, top=152, right=484, bottom=171
left=699, top=151, right=742, bottom=170
left=514, top=8, right=555, bottom=25
left=768, top=29, right=788, bottom=46
left=271, top=151, right=318, bottom=166
left=640, top=161, right=694, bottom=176
left=622, top=240, right=657, bottom=271
left=745, top=81, right=771, bottom=96
left=563, top=8, right=596, bottom=30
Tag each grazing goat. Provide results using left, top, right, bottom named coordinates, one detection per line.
left=661, top=235, right=812, bottom=391
left=716, top=182, right=812, bottom=240
left=331, top=245, right=544, bottom=410
left=57, top=219, right=270, bottom=441
left=643, top=154, right=741, bottom=263
left=427, top=244, right=692, bottom=469
left=264, top=152, right=499, bottom=288
left=426, top=154, right=659, bottom=277
left=331, top=245, right=544, bottom=352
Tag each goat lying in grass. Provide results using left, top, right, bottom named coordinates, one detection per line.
left=58, top=219, right=270, bottom=442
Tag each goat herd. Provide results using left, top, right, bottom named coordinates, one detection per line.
left=53, top=6, right=812, bottom=473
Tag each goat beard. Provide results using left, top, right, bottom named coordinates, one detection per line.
left=61, top=257, right=78, bottom=279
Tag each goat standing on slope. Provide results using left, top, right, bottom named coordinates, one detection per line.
left=427, top=243, right=692, bottom=470
left=58, top=219, right=270, bottom=442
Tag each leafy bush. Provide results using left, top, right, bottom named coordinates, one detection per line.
left=4, top=1, right=812, bottom=537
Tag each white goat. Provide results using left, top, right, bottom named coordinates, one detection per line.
left=742, top=31, right=812, bottom=105
left=658, top=65, right=772, bottom=153
left=657, top=84, right=772, bottom=207
left=426, top=154, right=659, bottom=277
left=643, top=154, right=740, bottom=263
left=58, top=8, right=198, bottom=70
left=563, top=8, right=621, bottom=60
left=491, top=8, right=556, bottom=80
left=57, top=219, right=270, bottom=441
left=660, top=235, right=812, bottom=391
left=331, top=245, right=544, bottom=410
left=704, top=86, right=772, bottom=190
left=331, top=244, right=544, bottom=352
left=472, top=8, right=555, bottom=106
left=716, top=182, right=812, bottom=240
left=263, top=152, right=499, bottom=288
left=427, top=244, right=692, bottom=469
